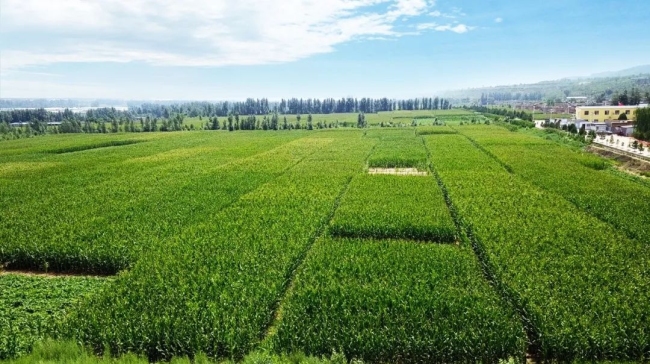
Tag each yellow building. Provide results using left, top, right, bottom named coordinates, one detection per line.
left=575, top=105, right=638, bottom=122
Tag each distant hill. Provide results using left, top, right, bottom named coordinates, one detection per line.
left=591, top=65, right=650, bottom=78
left=444, top=66, right=650, bottom=103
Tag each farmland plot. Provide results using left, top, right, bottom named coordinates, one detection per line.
left=366, top=129, right=428, bottom=170
left=458, top=124, right=650, bottom=245
left=329, top=175, right=455, bottom=242
left=1, top=124, right=648, bottom=363
left=0, top=132, right=309, bottom=274
left=272, top=129, right=523, bottom=362
left=425, top=134, right=650, bottom=361
left=63, top=131, right=378, bottom=361
left=273, top=237, right=526, bottom=363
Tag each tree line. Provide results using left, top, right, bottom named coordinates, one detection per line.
left=479, top=92, right=544, bottom=105
left=129, top=97, right=452, bottom=118
left=0, top=96, right=453, bottom=140
left=0, top=108, right=189, bottom=140
left=463, top=106, right=533, bottom=121
left=0, top=109, right=376, bottom=140
left=608, top=89, right=650, bottom=106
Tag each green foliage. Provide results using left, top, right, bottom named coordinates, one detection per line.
left=465, top=106, right=533, bottom=121
left=459, top=124, right=650, bottom=245
left=634, top=107, right=650, bottom=141
left=45, top=140, right=143, bottom=154
left=61, top=133, right=376, bottom=361
left=329, top=175, right=456, bottom=242
left=366, top=129, right=428, bottom=169
left=273, top=237, right=526, bottom=362
left=0, top=340, right=349, bottom=364
left=2, top=124, right=650, bottom=363
left=0, top=132, right=308, bottom=274
left=426, top=134, right=650, bottom=361
left=416, top=126, right=458, bottom=135
left=0, top=275, right=109, bottom=359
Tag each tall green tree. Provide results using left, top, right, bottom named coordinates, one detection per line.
left=357, top=113, right=366, bottom=128
left=630, top=88, right=642, bottom=105
left=634, top=108, right=650, bottom=141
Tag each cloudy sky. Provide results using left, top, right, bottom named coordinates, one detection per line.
left=0, top=0, right=649, bottom=100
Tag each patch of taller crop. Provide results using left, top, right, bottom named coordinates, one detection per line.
left=329, top=174, right=456, bottom=242
left=366, top=129, right=428, bottom=170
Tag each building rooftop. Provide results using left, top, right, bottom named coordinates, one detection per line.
left=577, top=105, right=640, bottom=109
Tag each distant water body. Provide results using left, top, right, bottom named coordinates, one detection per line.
left=0, top=107, right=129, bottom=113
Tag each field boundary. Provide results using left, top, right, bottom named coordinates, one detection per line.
left=422, top=135, right=537, bottom=362
left=590, top=142, right=650, bottom=163
left=0, top=136, right=326, bottom=277
left=259, top=175, right=355, bottom=347
left=259, top=139, right=378, bottom=349
left=45, top=140, right=144, bottom=154
left=449, top=128, right=515, bottom=174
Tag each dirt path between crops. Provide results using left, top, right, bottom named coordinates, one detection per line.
left=0, top=269, right=109, bottom=278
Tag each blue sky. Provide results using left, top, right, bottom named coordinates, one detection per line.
left=0, top=0, right=648, bottom=100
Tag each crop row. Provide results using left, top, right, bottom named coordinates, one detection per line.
left=0, top=274, right=109, bottom=359
left=0, top=132, right=310, bottom=274
left=62, top=131, right=377, bottom=361
left=458, top=124, right=650, bottom=245
left=425, top=134, right=649, bottom=361
left=272, top=236, right=526, bottom=362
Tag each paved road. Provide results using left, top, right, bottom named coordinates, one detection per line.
left=593, top=135, right=650, bottom=158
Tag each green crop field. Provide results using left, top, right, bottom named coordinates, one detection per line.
left=1, top=111, right=649, bottom=363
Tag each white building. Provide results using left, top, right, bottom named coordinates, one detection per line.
left=619, top=125, right=636, bottom=137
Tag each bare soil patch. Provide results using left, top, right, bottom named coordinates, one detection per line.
left=1, top=269, right=109, bottom=278
left=367, top=168, right=428, bottom=176
left=587, top=145, right=650, bottom=178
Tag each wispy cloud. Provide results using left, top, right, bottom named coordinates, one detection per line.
left=417, top=23, right=473, bottom=33
left=495, top=17, right=503, bottom=23
left=0, top=0, right=450, bottom=71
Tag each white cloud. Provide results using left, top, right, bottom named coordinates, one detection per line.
left=388, top=0, right=429, bottom=18
left=0, top=0, right=446, bottom=71
left=417, top=23, right=473, bottom=33
left=495, top=17, right=503, bottom=23
left=428, top=10, right=442, bottom=17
